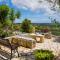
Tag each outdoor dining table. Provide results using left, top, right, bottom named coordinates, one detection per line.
left=12, top=35, right=36, bottom=48
left=4, top=35, right=36, bottom=48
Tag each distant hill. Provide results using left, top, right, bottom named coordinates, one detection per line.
left=14, top=23, right=52, bottom=26
left=32, top=23, right=51, bottom=26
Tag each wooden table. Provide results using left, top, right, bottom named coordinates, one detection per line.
left=5, top=35, right=36, bottom=48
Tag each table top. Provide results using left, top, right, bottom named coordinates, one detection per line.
left=4, top=35, right=35, bottom=41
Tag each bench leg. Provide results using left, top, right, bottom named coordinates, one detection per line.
left=10, top=49, right=12, bottom=60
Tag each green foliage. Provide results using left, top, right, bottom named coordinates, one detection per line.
left=0, top=30, right=12, bottom=38
left=9, top=9, right=21, bottom=23
left=35, top=25, right=50, bottom=33
left=50, top=19, right=60, bottom=36
left=51, top=31, right=60, bottom=36
left=4, top=19, right=12, bottom=26
left=21, top=19, right=34, bottom=33
left=0, top=5, right=21, bottom=37
left=35, top=26, right=41, bottom=32
left=13, top=24, right=20, bottom=31
left=34, top=50, right=54, bottom=60
left=28, top=25, right=35, bottom=33
left=9, top=9, right=21, bottom=31
left=41, top=26, right=50, bottom=33
left=0, top=4, right=21, bottom=26
left=51, top=19, right=60, bottom=28
left=0, top=23, right=3, bottom=28
left=15, top=11, right=21, bottom=18
left=9, top=9, right=15, bottom=22
left=0, top=5, right=9, bottom=23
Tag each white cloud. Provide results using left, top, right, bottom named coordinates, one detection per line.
left=12, top=0, right=59, bottom=15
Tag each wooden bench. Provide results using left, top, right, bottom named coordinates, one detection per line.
left=0, top=38, right=19, bottom=60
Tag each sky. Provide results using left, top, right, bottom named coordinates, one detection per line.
left=0, top=0, right=60, bottom=23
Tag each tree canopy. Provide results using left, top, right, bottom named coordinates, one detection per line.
left=0, top=4, right=21, bottom=37
left=21, top=19, right=34, bottom=33
left=0, top=5, right=21, bottom=27
left=0, top=5, right=9, bottom=24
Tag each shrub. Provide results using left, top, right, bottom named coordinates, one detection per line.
left=0, top=30, right=12, bottom=38
left=21, top=19, right=34, bottom=33
left=41, top=28, right=50, bottom=33
left=34, top=50, right=54, bottom=60
left=51, top=31, right=60, bottom=36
